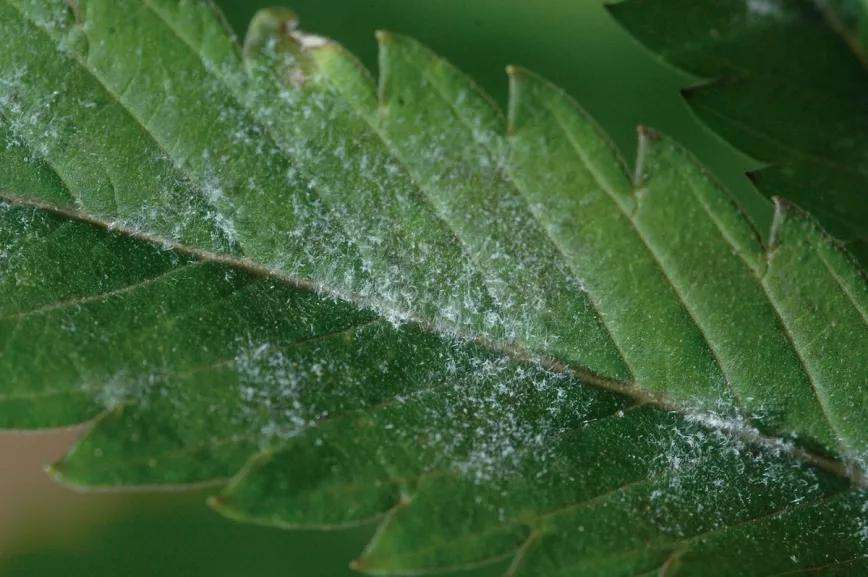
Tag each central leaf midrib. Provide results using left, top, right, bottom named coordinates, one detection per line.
left=543, top=99, right=856, bottom=460
left=12, top=0, right=628, bottom=391
left=1, top=2, right=861, bottom=486
left=305, top=43, right=634, bottom=383
left=343, top=431, right=856, bottom=576
left=136, top=0, right=494, bottom=322
left=0, top=191, right=858, bottom=489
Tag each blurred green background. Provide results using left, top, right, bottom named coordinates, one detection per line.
left=0, top=2, right=763, bottom=576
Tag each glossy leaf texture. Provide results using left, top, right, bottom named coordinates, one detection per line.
left=611, top=0, right=868, bottom=265
left=0, top=1, right=866, bottom=575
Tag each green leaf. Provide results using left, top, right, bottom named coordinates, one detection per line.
left=1, top=1, right=866, bottom=574
left=610, top=0, right=868, bottom=265
left=822, top=0, right=868, bottom=61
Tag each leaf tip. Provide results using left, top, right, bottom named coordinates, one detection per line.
left=602, top=0, right=627, bottom=15
left=43, top=459, right=86, bottom=492
left=248, top=6, right=299, bottom=35
left=679, top=85, right=698, bottom=100
left=244, top=7, right=300, bottom=62
left=636, top=124, right=661, bottom=141
left=44, top=461, right=63, bottom=481
left=206, top=493, right=229, bottom=513
left=633, top=125, right=662, bottom=187
left=375, top=30, right=395, bottom=45
left=768, top=195, right=796, bottom=250
left=506, top=66, right=526, bottom=135
left=207, top=491, right=246, bottom=524
left=505, top=64, right=535, bottom=86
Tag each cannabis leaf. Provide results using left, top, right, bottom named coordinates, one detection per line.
left=611, top=0, right=868, bottom=265
left=1, top=1, right=866, bottom=575
left=822, top=0, right=868, bottom=60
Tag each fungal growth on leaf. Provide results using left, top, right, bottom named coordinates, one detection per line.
left=0, top=0, right=866, bottom=575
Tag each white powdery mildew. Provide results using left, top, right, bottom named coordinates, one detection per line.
left=1, top=48, right=233, bottom=255
left=0, top=9, right=497, bottom=344
left=290, top=31, right=330, bottom=50
left=26, top=0, right=71, bottom=33
left=648, top=407, right=826, bottom=537
left=0, top=66, right=27, bottom=149
left=745, top=0, right=788, bottom=19
left=232, top=38, right=504, bottom=335
left=5, top=10, right=862, bottom=552
left=93, top=369, right=163, bottom=410
left=233, top=340, right=343, bottom=442
left=392, top=89, right=600, bottom=353
left=0, top=202, right=33, bottom=286
left=197, top=151, right=240, bottom=248
left=401, top=349, right=596, bottom=483
left=858, top=493, right=868, bottom=547
left=683, top=408, right=797, bottom=456
left=0, top=65, right=62, bottom=162
left=234, top=341, right=309, bottom=441
left=202, top=58, right=374, bottom=294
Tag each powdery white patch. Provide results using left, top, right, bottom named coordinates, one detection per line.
left=227, top=31, right=510, bottom=338
left=234, top=341, right=311, bottom=441
left=683, top=408, right=796, bottom=455
left=0, top=65, right=61, bottom=162
left=648, top=407, right=826, bottom=538
left=93, top=369, right=163, bottom=410
left=859, top=493, right=868, bottom=547
left=6, top=8, right=858, bottom=549
left=1, top=49, right=238, bottom=254
left=396, top=348, right=598, bottom=484
left=231, top=338, right=363, bottom=443
left=291, top=31, right=330, bottom=49
left=29, top=0, right=73, bottom=33
left=745, top=0, right=787, bottom=19
left=196, top=152, right=239, bottom=247
left=0, top=203, right=37, bottom=287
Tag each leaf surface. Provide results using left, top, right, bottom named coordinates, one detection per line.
left=823, top=0, right=868, bottom=60
left=611, top=0, right=868, bottom=265
left=1, top=1, right=867, bottom=574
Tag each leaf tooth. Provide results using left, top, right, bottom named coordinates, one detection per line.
left=309, top=34, right=379, bottom=112
left=242, top=7, right=301, bottom=68
left=376, top=30, right=413, bottom=109
left=505, top=64, right=532, bottom=137
left=764, top=197, right=868, bottom=465
left=632, top=124, right=766, bottom=276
